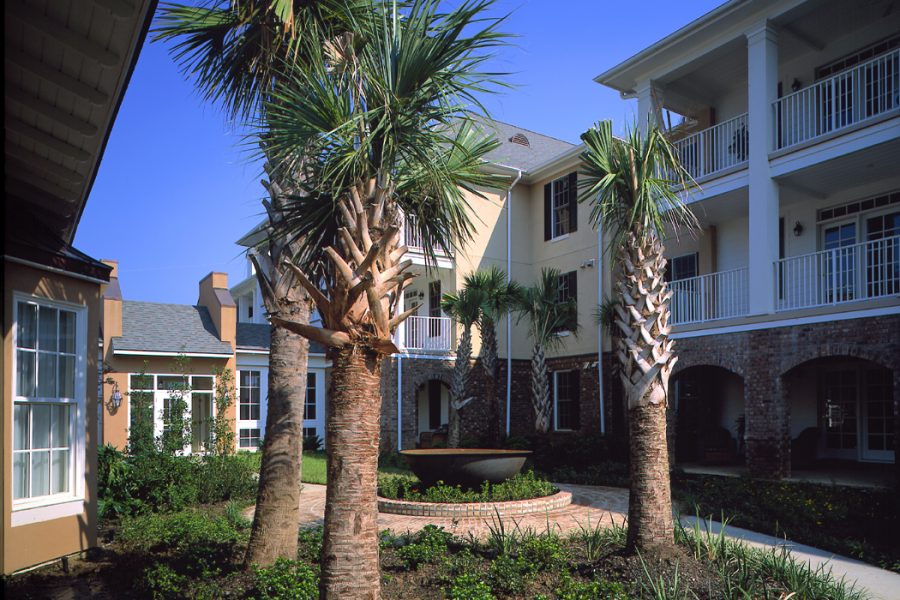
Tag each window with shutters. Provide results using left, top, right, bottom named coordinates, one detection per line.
left=544, top=172, right=578, bottom=241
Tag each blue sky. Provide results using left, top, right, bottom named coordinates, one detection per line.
left=75, top=0, right=722, bottom=304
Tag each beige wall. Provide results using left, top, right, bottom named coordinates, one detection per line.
left=2, top=260, right=102, bottom=573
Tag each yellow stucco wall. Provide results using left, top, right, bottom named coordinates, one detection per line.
left=2, top=260, right=102, bottom=573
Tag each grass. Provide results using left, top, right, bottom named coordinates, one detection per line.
left=297, top=451, right=412, bottom=486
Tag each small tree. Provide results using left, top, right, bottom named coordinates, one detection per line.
left=515, top=268, right=578, bottom=433
left=126, top=362, right=155, bottom=456
left=441, top=286, right=486, bottom=447
left=210, top=367, right=236, bottom=456
left=159, top=355, right=192, bottom=456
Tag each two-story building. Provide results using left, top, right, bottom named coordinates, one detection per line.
left=596, top=0, right=899, bottom=476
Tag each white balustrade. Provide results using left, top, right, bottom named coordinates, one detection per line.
left=403, top=215, right=453, bottom=257
left=775, top=236, right=900, bottom=311
left=669, top=268, right=750, bottom=325
left=672, top=113, right=749, bottom=181
left=773, top=49, right=899, bottom=150
left=396, top=315, right=453, bottom=352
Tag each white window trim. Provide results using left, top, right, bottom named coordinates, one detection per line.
left=549, top=176, right=573, bottom=241
left=126, top=373, right=216, bottom=455
left=552, top=370, right=576, bottom=432
left=11, top=293, right=88, bottom=523
left=237, top=368, right=267, bottom=451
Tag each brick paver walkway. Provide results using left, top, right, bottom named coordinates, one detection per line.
left=246, top=483, right=629, bottom=539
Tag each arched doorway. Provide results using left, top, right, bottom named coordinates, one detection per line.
left=416, top=379, right=450, bottom=446
left=783, top=356, right=894, bottom=466
left=672, top=365, right=745, bottom=465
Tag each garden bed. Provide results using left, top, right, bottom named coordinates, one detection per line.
left=377, top=471, right=558, bottom=503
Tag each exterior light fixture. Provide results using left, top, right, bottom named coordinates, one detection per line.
left=110, top=382, right=123, bottom=410
left=791, top=78, right=802, bottom=92
left=793, top=221, right=804, bottom=237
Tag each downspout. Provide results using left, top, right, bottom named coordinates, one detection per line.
left=597, top=224, right=606, bottom=434
left=505, top=169, right=523, bottom=437
left=397, top=356, right=403, bottom=451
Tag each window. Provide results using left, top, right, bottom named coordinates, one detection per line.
left=240, top=370, right=261, bottom=421
left=554, top=271, right=578, bottom=332
left=667, top=253, right=699, bottom=282
left=553, top=371, right=580, bottom=431
left=239, top=428, right=261, bottom=449
left=13, top=298, right=82, bottom=503
left=544, top=172, right=578, bottom=240
left=304, top=373, right=317, bottom=421
left=428, top=280, right=442, bottom=337
left=129, top=375, right=154, bottom=433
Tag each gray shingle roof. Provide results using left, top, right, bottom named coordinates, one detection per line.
left=236, top=322, right=326, bottom=355
left=112, top=301, right=233, bottom=355
left=476, top=119, right=575, bottom=172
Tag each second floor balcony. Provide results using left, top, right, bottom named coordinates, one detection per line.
left=402, top=215, right=454, bottom=264
left=394, top=315, right=454, bottom=353
left=673, top=113, right=749, bottom=181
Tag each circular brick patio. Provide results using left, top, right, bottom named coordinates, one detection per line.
left=377, top=490, right=572, bottom=519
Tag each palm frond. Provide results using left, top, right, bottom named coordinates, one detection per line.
left=514, top=268, right=578, bottom=350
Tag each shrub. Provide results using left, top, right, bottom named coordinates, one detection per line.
left=520, top=530, right=567, bottom=570
left=196, top=456, right=257, bottom=504
left=395, top=525, right=452, bottom=569
left=297, top=527, right=324, bottom=563
left=252, top=558, right=318, bottom=600
left=446, top=573, right=495, bottom=600
left=554, top=572, right=629, bottom=600
left=141, top=562, right=188, bottom=600
left=488, top=554, right=535, bottom=594
left=378, top=471, right=557, bottom=503
left=302, top=434, right=323, bottom=452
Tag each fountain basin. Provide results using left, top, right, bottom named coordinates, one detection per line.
left=400, top=448, right=532, bottom=486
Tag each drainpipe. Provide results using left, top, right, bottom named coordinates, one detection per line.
left=397, top=356, right=403, bottom=451
left=506, top=169, right=523, bottom=437
left=597, top=224, right=606, bottom=434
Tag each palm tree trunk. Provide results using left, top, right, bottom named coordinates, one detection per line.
left=615, top=232, right=676, bottom=556
left=245, top=299, right=310, bottom=566
left=531, top=344, right=551, bottom=433
left=320, top=344, right=383, bottom=599
left=480, top=322, right=501, bottom=446
left=449, top=328, right=472, bottom=448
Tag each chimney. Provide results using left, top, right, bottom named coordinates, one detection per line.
left=101, top=259, right=123, bottom=340
left=198, top=272, right=236, bottom=346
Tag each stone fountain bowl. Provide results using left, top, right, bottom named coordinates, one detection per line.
left=400, top=448, right=532, bottom=487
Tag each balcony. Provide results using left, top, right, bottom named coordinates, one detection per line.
left=403, top=215, right=454, bottom=262
left=395, top=315, right=454, bottom=353
left=672, top=113, right=749, bottom=181
left=773, top=48, right=900, bottom=151
left=776, top=236, right=900, bottom=312
left=669, top=268, right=750, bottom=326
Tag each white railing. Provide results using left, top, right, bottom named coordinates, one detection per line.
left=776, top=236, right=900, bottom=311
left=672, top=113, right=749, bottom=180
left=396, top=315, right=453, bottom=352
left=773, top=48, right=899, bottom=150
left=403, top=215, right=453, bottom=257
left=669, top=268, right=750, bottom=325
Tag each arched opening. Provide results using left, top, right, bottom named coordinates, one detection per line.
left=784, top=356, right=894, bottom=467
left=672, top=365, right=745, bottom=465
left=415, top=379, right=450, bottom=448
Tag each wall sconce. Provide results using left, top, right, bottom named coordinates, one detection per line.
left=110, top=382, right=123, bottom=410
left=793, top=221, right=804, bottom=237
left=791, top=78, right=802, bottom=92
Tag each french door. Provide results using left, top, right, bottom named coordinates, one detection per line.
left=821, top=366, right=895, bottom=463
left=821, top=221, right=857, bottom=303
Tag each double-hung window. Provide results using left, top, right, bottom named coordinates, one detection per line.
left=553, top=370, right=580, bottom=431
left=554, top=271, right=578, bottom=333
left=239, top=370, right=262, bottom=449
left=13, top=296, right=83, bottom=506
left=544, top=172, right=578, bottom=241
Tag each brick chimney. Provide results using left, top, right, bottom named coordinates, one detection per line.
left=198, top=272, right=237, bottom=347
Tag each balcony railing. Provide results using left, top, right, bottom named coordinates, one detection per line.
left=775, top=236, right=900, bottom=311
left=669, top=268, right=750, bottom=325
left=396, top=315, right=453, bottom=352
left=773, top=48, right=900, bottom=150
left=403, top=215, right=453, bottom=257
left=672, top=113, right=749, bottom=181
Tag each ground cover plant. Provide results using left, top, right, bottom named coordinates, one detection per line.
left=378, top=471, right=557, bottom=503
left=5, top=511, right=870, bottom=599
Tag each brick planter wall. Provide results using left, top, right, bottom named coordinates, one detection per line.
left=672, top=314, right=900, bottom=479
left=377, top=490, right=572, bottom=519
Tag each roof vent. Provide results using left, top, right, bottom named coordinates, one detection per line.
left=509, top=133, right=530, bottom=147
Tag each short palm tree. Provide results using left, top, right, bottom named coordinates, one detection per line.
left=515, top=268, right=578, bottom=433
left=441, top=286, right=486, bottom=447
left=256, top=2, right=508, bottom=596
left=463, top=266, right=521, bottom=446
left=154, top=0, right=365, bottom=567
left=579, top=120, right=697, bottom=556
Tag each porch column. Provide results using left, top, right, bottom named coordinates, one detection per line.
left=636, top=80, right=664, bottom=135
left=746, top=22, right=780, bottom=315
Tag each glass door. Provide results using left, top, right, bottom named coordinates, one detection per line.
left=821, top=222, right=857, bottom=303
left=862, top=369, right=895, bottom=462
left=865, top=211, right=900, bottom=297
left=820, top=369, right=859, bottom=459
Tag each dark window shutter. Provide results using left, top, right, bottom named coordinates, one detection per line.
left=544, top=182, right=552, bottom=241
left=567, top=172, right=578, bottom=232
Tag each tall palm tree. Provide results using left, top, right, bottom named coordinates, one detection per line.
left=578, top=120, right=697, bottom=556
left=441, top=286, right=486, bottom=447
left=463, top=266, right=520, bottom=446
left=154, top=0, right=363, bottom=566
left=515, top=268, right=578, bottom=433
left=257, top=3, right=508, bottom=596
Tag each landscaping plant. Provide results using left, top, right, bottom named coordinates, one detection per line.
left=441, top=286, right=487, bottom=447
left=579, top=119, right=698, bottom=555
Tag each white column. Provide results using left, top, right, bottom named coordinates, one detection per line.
left=746, top=22, right=780, bottom=315
left=636, top=81, right=663, bottom=135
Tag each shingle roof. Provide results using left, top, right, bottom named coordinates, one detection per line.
left=236, top=322, right=326, bottom=355
left=475, top=119, right=576, bottom=172
left=112, top=301, right=233, bottom=355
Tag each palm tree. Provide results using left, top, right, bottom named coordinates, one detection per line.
left=256, top=3, right=508, bottom=596
left=153, top=0, right=363, bottom=566
left=463, top=266, right=520, bottom=446
left=515, top=268, right=578, bottom=433
left=440, top=287, right=486, bottom=447
left=578, top=120, right=697, bottom=556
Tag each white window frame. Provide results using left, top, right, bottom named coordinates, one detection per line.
left=550, top=175, right=573, bottom=240
left=552, top=370, right=577, bottom=432
left=11, top=293, right=88, bottom=526
left=126, top=373, right=216, bottom=455
left=237, top=368, right=267, bottom=451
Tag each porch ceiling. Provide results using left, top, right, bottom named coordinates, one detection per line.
left=4, top=0, right=156, bottom=244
